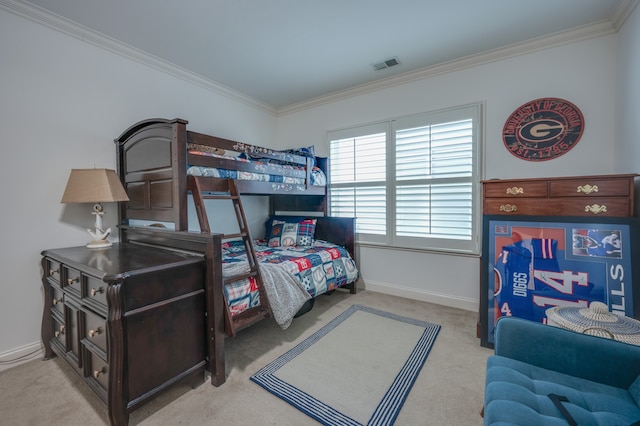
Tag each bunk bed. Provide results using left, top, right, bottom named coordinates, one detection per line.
left=114, top=118, right=359, bottom=386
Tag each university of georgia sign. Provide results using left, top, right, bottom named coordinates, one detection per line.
left=503, top=97, right=584, bottom=161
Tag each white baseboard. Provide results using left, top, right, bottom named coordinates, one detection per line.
left=0, top=341, right=43, bottom=373
left=362, top=280, right=479, bottom=313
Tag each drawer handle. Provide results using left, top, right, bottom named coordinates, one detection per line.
left=67, top=277, right=79, bottom=285
left=577, top=184, right=599, bottom=194
left=585, top=204, right=607, bottom=214
left=89, top=327, right=103, bottom=338
left=93, top=367, right=106, bottom=379
left=90, top=287, right=104, bottom=296
left=52, top=296, right=63, bottom=306
left=506, top=187, right=524, bottom=195
left=54, top=325, right=65, bottom=337
left=499, top=204, right=518, bottom=213
left=49, top=268, right=59, bottom=276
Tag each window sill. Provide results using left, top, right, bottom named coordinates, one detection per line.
left=356, top=241, right=480, bottom=258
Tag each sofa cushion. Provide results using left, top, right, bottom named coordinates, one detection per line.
left=631, top=374, right=640, bottom=407
left=485, top=355, right=640, bottom=426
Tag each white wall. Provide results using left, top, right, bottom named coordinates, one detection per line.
left=0, top=9, right=277, bottom=360
left=278, top=35, right=620, bottom=311
left=615, top=4, right=640, bottom=175
left=1, top=3, right=638, bottom=363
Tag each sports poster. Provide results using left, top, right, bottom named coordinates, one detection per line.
left=480, top=216, right=637, bottom=347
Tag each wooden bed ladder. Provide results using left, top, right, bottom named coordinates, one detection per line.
left=188, top=176, right=272, bottom=337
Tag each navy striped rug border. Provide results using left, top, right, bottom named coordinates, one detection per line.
left=250, top=304, right=441, bottom=426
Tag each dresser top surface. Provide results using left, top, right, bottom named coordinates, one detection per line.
left=42, top=243, right=202, bottom=281
left=482, top=173, right=638, bottom=184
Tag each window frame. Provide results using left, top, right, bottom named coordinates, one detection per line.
left=328, top=103, right=483, bottom=255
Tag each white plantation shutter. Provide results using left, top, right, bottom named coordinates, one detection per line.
left=329, top=104, right=481, bottom=253
left=330, top=124, right=388, bottom=241
left=395, top=117, right=474, bottom=243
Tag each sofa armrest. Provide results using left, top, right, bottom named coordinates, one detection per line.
left=494, top=317, right=640, bottom=389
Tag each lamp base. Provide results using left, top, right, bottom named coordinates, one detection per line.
left=86, top=239, right=113, bottom=249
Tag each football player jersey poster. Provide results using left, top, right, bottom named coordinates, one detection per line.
left=480, top=216, right=639, bottom=347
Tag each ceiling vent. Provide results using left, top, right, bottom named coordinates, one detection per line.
left=372, top=57, right=400, bottom=71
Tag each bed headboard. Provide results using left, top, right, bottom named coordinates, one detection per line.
left=115, top=117, right=331, bottom=233
left=315, top=216, right=356, bottom=261
left=115, top=118, right=189, bottom=230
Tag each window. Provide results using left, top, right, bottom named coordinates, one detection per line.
left=328, top=104, right=482, bottom=254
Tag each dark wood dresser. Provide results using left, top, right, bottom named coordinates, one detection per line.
left=41, top=243, right=206, bottom=426
left=478, top=174, right=637, bottom=343
left=482, top=174, right=636, bottom=217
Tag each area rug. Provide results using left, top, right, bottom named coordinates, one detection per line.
left=250, top=304, right=441, bottom=426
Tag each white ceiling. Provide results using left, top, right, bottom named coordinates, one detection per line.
left=19, top=0, right=637, bottom=110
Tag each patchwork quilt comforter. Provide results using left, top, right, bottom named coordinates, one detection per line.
left=187, top=149, right=327, bottom=186
left=222, top=239, right=359, bottom=329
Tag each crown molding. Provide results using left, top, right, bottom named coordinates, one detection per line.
left=610, top=0, right=640, bottom=29
left=2, top=0, right=633, bottom=117
left=278, top=19, right=617, bottom=116
left=0, top=0, right=278, bottom=115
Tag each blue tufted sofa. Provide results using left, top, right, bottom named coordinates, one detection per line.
left=484, top=317, right=640, bottom=425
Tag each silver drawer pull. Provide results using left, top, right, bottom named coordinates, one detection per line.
left=93, top=367, right=106, bottom=378
left=67, top=277, right=79, bottom=285
left=90, top=287, right=104, bottom=296
left=89, top=327, right=103, bottom=338
left=52, top=296, right=63, bottom=306
left=584, top=204, right=607, bottom=214
left=54, top=325, right=65, bottom=337
left=49, top=268, right=59, bottom=276
left=577, top=184, right=599, bottom=194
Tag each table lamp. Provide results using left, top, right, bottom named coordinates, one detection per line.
left=61, top=168, right=129, bottom=248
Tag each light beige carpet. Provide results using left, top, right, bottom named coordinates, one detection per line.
left=0, top=290, right=492, bottom=425
left=251, top=305, right=440, bottom=425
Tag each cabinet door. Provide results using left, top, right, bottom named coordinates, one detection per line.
left=50, top=300, right=83, bottom=374
left=64, top=300, right=82, bottom=370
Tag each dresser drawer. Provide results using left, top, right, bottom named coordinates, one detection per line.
left=52, top=314, right=67, bottom=349
left=63, top=266, right=82, bottom=296
left=84, top=276, right=107, bottom=312
left=483, top=181, right=548, bottom=198
left=45, top=259, right=61, bottom=284
left=83, top=309, right=107, bottom=353
left=50, top=285, right=65, bottom=316
left=557, top=197, right=632, bottom=217
left=549, top=177, right=632, bottom=198
left=483, top=174, right=635, bottom=217
left=484, top=197, right=632, bottom=217
left=484, top=198, right=555, bottom=215
left=86, top=349, right=109, bottom=396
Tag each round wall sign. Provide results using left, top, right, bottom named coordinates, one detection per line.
left=502, top=97, right=584, bottom=161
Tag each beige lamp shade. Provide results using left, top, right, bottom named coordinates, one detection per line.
left=61, top=168, right=129, bottom=204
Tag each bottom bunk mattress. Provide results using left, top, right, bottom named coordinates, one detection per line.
left=222, top=239, right=359, bottom=329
